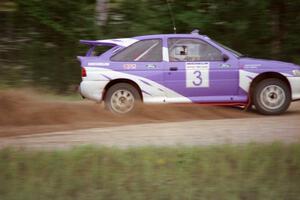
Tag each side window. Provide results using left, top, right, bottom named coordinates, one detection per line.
left=111, top=39, right=162, bottom=62
left=168, top=38, right=223, bottom=62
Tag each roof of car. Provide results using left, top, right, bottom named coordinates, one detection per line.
left=133, top=33, right=209, bottom=40
left=80, top=32, right=210, bottom=47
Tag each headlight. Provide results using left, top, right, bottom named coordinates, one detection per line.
left=293, top=70, right=300, bottom=76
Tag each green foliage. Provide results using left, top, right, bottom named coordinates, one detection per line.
left=1, top=143, right=300, bottom=200
left=15, top=0, right=98, bottom=39
left=1, top=0, right=300, bottom=92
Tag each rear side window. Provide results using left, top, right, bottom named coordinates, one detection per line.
left=91, top=46, right=114, bottom=56
left=111, top=39, right=162, bottom=62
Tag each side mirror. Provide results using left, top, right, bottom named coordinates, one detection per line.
left=222, top=54, right=229, bottom=62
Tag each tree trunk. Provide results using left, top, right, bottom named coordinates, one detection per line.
left=95, top=0, right=108, bottom=26
left=270, top=0, right=286, bottom=57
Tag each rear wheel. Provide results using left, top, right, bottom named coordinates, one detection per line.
left=105, top=83, right=141, bottom=114
left=252, top=78, right=291, bottom=115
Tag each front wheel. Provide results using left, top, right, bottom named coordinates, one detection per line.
left=105, top=83, right=141, bottom=115
left=252, top=78, right=291, bottom=115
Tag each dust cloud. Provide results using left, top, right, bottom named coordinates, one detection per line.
left=0, top=89, right=254, bottom=137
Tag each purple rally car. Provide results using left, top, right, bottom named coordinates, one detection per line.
left=78, top=30, right=300, bottom=115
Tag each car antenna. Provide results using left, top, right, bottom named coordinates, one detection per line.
left=166, top=0, right=177, bottom=34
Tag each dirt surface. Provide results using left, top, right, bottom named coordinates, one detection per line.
left=0, top=90, right=299, bottom=149
left=0, top=90, right=258, bottom=137
left=1, top=111, right=300, bottom=149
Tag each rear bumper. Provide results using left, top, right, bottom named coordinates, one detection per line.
left=79, top=81, right=108, bottom=102
left=288, top=77, right=300, bottom=101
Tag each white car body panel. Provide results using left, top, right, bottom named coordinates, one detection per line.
left=80, top=67, right=191, bottom=103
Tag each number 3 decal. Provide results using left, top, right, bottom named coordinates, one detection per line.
left=186, top=62, right=210, bottom=88
left=192, top=71, right=203, bottom=86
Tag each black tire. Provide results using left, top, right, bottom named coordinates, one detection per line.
left=252, top=78, right=291, bottom=115
left=105, top=83, right=141, bottom=115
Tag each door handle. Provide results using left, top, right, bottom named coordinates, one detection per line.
left=169, top=67, right=178, bottom=71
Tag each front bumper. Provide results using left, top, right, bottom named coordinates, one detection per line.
left=288, top=77, right=300, bottom=101
left=79, top=80, right=109, bottom=102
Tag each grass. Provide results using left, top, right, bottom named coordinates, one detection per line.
left=0, top=143, right=300, bottom=200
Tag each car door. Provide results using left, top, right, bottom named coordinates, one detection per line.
left=164, top=37, right=239, bottom=103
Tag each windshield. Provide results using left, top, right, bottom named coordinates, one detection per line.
left=212, top=40, right=243, bottom=57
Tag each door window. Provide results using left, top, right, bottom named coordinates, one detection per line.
left=111, top=39, right=162, bottom=62
left=168, top=38, right=223, bottom=62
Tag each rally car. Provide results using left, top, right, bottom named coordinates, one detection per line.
left=78, top=30, right=300, bottom=115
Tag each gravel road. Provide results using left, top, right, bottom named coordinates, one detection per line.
left=1, top=110, right=299, bottom=150
left=1, top=90, right=299, bottom=150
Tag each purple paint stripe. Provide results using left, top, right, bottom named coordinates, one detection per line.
left=246, top=75, right=254, bottom=80
left=157, top=88, right=165, bottom=92
left=100, top=74, right=112, bottom=80
left=139, top=79, right=152, bottom=86
left=142, top=90, right=152, bottom=96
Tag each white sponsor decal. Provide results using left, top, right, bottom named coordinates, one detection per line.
left=123, top=64, right=136, bottom=70
left=186, top=62, right=210, bottom=88
left=88, top=62, right=110, bottom=67
left=244, top=64, right=261, bottom=68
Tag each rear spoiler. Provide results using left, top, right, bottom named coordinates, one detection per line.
left=80, top=38, right=138, bottom=47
